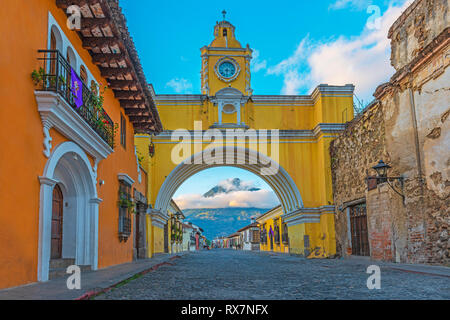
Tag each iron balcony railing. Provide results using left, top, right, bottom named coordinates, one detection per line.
left=36, top=50, right=114, bottom=148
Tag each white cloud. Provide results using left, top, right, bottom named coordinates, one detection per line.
left=251, top=50, right=267, bottom=72
left=329, top=0, right=372, bottom=11
left=165, top=78, right=193, bottom=93
left=267, top=1, right=413, bottom=103
left=267, top=37, right=310, bottom=95
left=216, top=178, right=257, bottom=192
left=174, top=189, right=279, bottom=209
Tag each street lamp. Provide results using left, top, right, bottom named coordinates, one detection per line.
left=372, top=160, right=391, bottom=183
left=371, top=159, right=405, bottom=203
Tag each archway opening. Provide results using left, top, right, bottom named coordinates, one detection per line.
left=153, top=146, right=303, bottom=252
left=155, top=146, right=303, bottom=216
left=38, top=142, right=99, bottom=281
left=173, top=167, right=280, bottom=240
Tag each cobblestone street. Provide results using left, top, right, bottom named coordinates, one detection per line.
left=96, top=250, right=450, bottom=300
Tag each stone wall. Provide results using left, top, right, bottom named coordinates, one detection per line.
left=331, top=0, right=449, bottom=265
left=389, top=0, right=449, bottom=70
left=331, top=102, right=388, bottom=258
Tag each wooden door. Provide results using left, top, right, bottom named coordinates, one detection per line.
left=163, top=223, right=169, bottom=253
left=135, top=212, right=140, bottom=250
left=51, top=185, right=63, bottom=259
left=350, top=203, right=370, bottom=256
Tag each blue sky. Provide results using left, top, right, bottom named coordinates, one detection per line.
left=173, top=167, right=280, bottom=209
left=121, top=0, right=410, bottom=104
left=121, top=0, right=411, bottom=209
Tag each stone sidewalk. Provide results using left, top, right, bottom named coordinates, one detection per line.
left=0, top=253, right=185, bottom=300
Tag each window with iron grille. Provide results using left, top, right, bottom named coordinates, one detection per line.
left=252, top=229, right=260, bottom=243
left=274, top=224, right=280, bottom=244
left=282, top=223, right=289, bottom=244
left=118, top=181, right=132, bottom=241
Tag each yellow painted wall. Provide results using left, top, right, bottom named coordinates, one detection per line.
left=153, top=226, right=165, bottom=254
left=0, top=0, right=146, bottom=289
left=146, top=215, right=153, bottom=258
left=135, top=20, right=354, bottom=260
left=257, top=207, right=289, bottom=253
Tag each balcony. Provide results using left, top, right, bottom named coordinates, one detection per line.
left=35, top=50, right=114, bottom=149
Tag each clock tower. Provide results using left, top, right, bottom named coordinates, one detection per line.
left=200, top=15, right=253, bottom=97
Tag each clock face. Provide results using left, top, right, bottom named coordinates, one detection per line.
left=218, top=61, right=236, bottom=78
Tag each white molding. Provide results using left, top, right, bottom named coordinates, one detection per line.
left=282, top=205, right=335, bottom=227
left=149, top=124, right=346, bottom=141
left=35, top=91, right=113, bottom=161
left=154, top=84, right=354, bottom=106
left=118, top=173, right=135, bottom=186
left=149, top=209, right=169, bottom=229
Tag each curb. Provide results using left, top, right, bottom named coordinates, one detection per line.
left=386, top=266, right=450, bottom=278
left=75, top=255, right=182, bottom=300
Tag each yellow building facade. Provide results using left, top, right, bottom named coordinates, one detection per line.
left=257, top=206, right=289, bottom=253
left=136, top=19, right=354, bottom=258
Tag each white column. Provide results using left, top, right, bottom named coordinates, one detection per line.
left=90, top=198, right=102, bottom=270
left=38, top=176, right=59, bottom=282
left=218, top=102, right=223, bottom=124
left=236, top=102, right=241, bottom=124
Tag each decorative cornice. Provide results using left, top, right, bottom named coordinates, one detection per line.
left=154, top=84, right=354, bottom=107
left=375, top=28, right=450, bottom=99
left=388, top=0, right=423, bottom=38
left=35, top=91, right=113, bottom=161
left=148, top=123, right=345, bottom=141
left=149, top=209, right=169, bottom=223
left=282, top=205, right=335, bottom=226
left=89, top=198, right=103, bottom=205
left=117, top=173, right=135, bottom=186
left=38, top=176, right=59, bottom=187
left=252, top=84, right=354, bottom=106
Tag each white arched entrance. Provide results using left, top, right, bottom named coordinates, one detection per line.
left=38, top=142, right=101, bottom=282
left=154, top=146, right=303, bottom=215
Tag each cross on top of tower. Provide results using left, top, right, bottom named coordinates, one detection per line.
left=222, top=10, right=227, bottom=20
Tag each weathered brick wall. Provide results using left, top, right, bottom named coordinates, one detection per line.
left=330, top=102, right=390, bottom=258
left=366, top=183, right=408, bottom=262
left=331, top=0, right=449, bottom=265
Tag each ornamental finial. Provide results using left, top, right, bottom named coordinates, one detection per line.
left=222, top=10, right=227, bottom=20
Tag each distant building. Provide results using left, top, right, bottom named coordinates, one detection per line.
left=237, top=219, right=260, bottom=251
left=182, top=223, right=194, bottom=252
left=257, top=206, right=289, bottom=253
left=227, top=232, right=242, bottom=249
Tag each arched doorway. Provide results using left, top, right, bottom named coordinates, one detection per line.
left=38, top=142, right=101, bottom=281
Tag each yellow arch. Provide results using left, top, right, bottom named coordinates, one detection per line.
left=154, top=146, right=303, bottom=215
